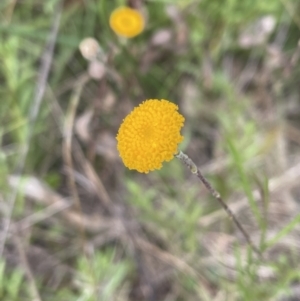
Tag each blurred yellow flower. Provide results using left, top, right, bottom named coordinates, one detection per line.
left=116, top=99, right=185, bottom=173
left=109, top=7, right=144, bottom=38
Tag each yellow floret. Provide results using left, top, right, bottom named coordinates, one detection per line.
left=116, top=99, right=185, bottom=173
left=109, top=7, right=144, bottom=38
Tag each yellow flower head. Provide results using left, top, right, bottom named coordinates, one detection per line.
left=116, top=99, right=185, bottom=173
left=109, top=7, right=145, bottom=38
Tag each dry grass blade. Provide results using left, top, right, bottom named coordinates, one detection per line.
left=48, top=82, right=115, bottom=213
left=8, top=175, right=121, bottom=233
left=13, top=227, right=42, bottom=301
left=62, top=73, right=90, bottom=244
left=72, top=140, right=115, bottom=213
left=15, top=202, right=71, bottom=231
left=135, top=237, right=213, bottom=298
left=62, top=73, right=90, bottom=211
left=0, top=3, right=62, bottom=257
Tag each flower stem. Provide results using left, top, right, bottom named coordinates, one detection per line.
left=175, top=150, right=261, bottom=257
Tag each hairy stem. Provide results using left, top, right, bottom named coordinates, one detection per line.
left=175, top=151, right=261, bottom=257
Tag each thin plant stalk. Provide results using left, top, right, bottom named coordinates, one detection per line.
left=175, top=151, right=261, bottom=257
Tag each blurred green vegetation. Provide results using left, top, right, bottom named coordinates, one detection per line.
left=1, top=0, right=300, bottom=300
